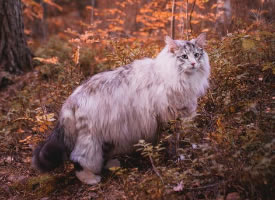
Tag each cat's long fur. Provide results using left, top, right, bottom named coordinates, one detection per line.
left=33, top=34, right=210, bottom=184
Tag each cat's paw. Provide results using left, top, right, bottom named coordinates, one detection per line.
left=76, top=170, right=101, bottom=185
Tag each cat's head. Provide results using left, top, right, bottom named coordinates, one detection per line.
left=165, top=33, right=207, bottom=74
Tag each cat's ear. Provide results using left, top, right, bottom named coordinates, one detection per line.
left=194, top=33, right=207, bottom=48
left=165, top=36, right=179, bottom=53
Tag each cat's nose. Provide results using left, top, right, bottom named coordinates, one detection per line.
left=191, top=63, right=196, bottom=67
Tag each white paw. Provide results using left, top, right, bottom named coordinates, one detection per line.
left=105, top=158, right=121, bottom=169
left=76, top=170, right=101, bottom=185
left=84, top=175, right=101, bottom=185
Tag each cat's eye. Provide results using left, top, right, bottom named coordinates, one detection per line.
left=181, top=54, right=188, bottom=59
left=194, top=53, right=200, bottom=58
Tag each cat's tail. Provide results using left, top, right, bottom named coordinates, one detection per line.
left=32, top=123, right=67, bottom=172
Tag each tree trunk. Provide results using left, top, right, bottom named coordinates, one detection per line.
left=0, top=0, right=33, bottom=74
left=215, top=0, right=232, bottom=36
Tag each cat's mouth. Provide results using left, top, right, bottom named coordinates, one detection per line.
left=184, top=67, right=199, bottom=74
left=178, top=64, right=200, bottom=75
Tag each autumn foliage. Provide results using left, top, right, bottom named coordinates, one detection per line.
left=0, top=0, right=274, bottom=199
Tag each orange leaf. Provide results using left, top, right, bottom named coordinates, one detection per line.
left=72, top=46, right=80, bottom=65
left=44, top=0, right=63, bottom=11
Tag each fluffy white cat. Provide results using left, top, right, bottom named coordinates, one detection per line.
left=33, top=33, right=210, bottom=185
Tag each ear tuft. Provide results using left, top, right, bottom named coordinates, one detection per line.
left=195, top=33, right=207, bottom=48
left=165, top=36, right=178, bottom=53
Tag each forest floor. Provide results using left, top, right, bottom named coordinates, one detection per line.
left=0, top=29, right=274, bottom=200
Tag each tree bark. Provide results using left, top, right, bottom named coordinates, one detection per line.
left=0, top=0, right=33, bottom=74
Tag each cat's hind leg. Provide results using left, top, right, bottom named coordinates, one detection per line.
left=71, top=137, right=104, bottom=185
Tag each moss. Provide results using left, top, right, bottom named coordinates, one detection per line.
left=35, top=36, right=73, bottom=62
left=11, top=175, right=66, bottom=198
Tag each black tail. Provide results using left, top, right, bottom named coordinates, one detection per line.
left=32, top=123, right=67, bottom=172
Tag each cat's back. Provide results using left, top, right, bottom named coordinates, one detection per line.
left=62, top=57, right=156, bottom=109
left=78, top=57, right=154, bottom=92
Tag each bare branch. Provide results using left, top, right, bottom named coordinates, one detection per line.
left=189, top=0, right=196, bottom=33
left=186, top=0, right=189, bottom=39
left=149, top=155, right=164, bottom=185
left=171, top=0, right=176, bottom=39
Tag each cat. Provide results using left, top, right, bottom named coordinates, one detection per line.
left=32, top=33, right=210, bottom=185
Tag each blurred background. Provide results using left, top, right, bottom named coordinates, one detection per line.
left=23, top=0, right=275, bottom=41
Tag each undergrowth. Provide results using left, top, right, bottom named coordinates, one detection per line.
left=0, top=27, right=274, bottom=199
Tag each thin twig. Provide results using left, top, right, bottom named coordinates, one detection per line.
left=13, top=117, right=34, bottom=122
left=149, top=155, right=164, bottom=185
left=189, top=0, right=196, bottom=33
left=175, top=119, right=181, bottom=155
left=90, top=0, right=95, bottom=24
left=185, top=182, right=221, bottom=191
left=186, top=0, right=189, bottom=39
left=171, top=0, right=176, bottom=39
left=180, top=0, right=184, bottom=38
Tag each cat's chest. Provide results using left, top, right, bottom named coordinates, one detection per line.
left=181, top=72, right=208, bottom=96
